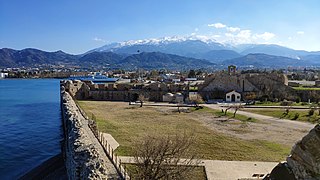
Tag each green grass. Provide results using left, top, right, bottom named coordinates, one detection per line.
left=78, top=101, right=290, bottom=162
left=253, top=101, right=308, bottom=106
left=244, top=109, right=320, bottom=123
left=293, top=87, right=320, bottom=91
left=123, top=164, right=207, bottom=180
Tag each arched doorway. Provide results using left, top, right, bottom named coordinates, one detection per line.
left=231, top=94, right=236, bottom=102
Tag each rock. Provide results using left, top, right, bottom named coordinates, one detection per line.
left=268, top=124, right=320, bottom=180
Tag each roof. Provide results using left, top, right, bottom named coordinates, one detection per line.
left=226, top=90, right=240, bottom=94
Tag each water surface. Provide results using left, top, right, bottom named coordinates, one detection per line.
left=0, top=79, right=62, bottom=179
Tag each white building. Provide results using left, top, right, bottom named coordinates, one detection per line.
left=163, top=93, right=174, bottom=102
left=226, top=90, right=241, bottom=102
left=162, top=92, right=184, bottom=103
left=0, top=73, right=8, bottom=79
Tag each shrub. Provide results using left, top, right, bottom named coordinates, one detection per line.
left=308, top=109, right=315, bottom=116
left=292, top=113, right=300, bottom=120
left=280, top=100, right=293, bottom=106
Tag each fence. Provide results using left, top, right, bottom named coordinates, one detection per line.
left=71, top=94, right=131, bottom=179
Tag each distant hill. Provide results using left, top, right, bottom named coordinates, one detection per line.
left=78, top=52, right=124, bottom=67
left=222, top=53, right=309, bottom=68
left=0, top=48, right=215, bottom=70
left=237, top=44, right=313, bottom=59
left=0, top=48, right=77, bottom=67
left=89, top=37, right=320, bottom=63
left=198, top=50, right=241, bottom=63
left=118, top=52, right=215, bottom=69
left=1, top=38, right=320, bottom=69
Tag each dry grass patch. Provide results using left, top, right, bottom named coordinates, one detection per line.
left=78, top=101, right=290, bottom=162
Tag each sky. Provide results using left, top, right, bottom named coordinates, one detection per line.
left=0, top=0, right=319, bottom=54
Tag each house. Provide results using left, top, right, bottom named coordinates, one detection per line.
left=226, top=90, right=241, bottom=102
left=163, top=93, right=174, bottom=102
left=162, top=92, right=184, bottom=103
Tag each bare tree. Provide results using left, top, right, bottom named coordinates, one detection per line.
left=132, top=134, right=199, bottom=180
left=138, top=94, right=148, bottom=107
left=224, top=104, right=243, bottom=117
left=188, top=94, right=204, bottom=108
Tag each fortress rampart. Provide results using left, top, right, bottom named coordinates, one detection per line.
left=60, top=81, right=120, bottom=179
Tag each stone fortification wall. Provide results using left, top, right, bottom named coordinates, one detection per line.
left=199, top=72, right=296, bottom=101
left=200, top=72, right=258, bottom=93
left=269, top=124, right=320, bottom=179
left=245, top=73, right=296, bottom=100
left=64, top=80, right=187, bottom=102
left=286, top=124, right=320, bottom=179
left=60, top=83, right=120, bottom=179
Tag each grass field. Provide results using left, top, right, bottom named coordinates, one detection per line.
left=293, top=87, right=320, bottom=91
left=78, top=101, right=290, bottom=162
left=244, top=108, right=320, bottom=123
left=253, top=101, right=309, bottom=106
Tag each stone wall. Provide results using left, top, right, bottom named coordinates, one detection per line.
left=199, top=72, right=296, bottom=101
left=268, top=124, right=320, bottom=179
left=60, top=83, right=120, bottom=179
left=286, top=124, right=320, bottom=179
left=64, top=80, right=187, bottom=102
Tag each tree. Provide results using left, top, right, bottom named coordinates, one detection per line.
left=188, top=94, right=204, bottom=108
left=187, top=70, right=196, bottom=78
left=224, top=104, right=243, bottom=117
left=132, top=134, right=199, bottom=180
left=138, top=94, right=148, bottom=107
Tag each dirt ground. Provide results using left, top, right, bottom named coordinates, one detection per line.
left=200, top=104, right=314, bottom=146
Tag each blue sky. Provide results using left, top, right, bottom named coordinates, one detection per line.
left=1, top=0, right=319, bottom=54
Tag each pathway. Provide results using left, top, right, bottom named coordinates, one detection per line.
left=119, top=156, right=278, bottom=180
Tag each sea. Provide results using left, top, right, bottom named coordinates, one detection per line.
left=0, top=79, right=62, bottom=179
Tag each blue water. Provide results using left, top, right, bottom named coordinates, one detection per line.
left=0, top=79, right=62, bottom=179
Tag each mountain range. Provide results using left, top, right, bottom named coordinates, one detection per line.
left=1, top=36, right=320, bottom=69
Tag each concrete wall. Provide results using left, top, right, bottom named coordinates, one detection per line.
left=60, top=83, right=120, bottom=179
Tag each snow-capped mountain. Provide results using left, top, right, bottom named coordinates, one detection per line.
left=92, top=35, right=229, bottom=51
left=85, top=35, right=320, bottom=65
left=87, top=35, right=237, bottom=62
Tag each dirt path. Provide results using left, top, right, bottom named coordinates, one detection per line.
left=201, top=104, right=315, bottom=146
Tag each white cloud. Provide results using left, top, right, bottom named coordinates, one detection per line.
left=208, top=23, right=226, bottom=28
left=213, top=34, right=221, bottom=38
left=227, top=26, right=241, bottom=32
left=297, top=31, right=304, bottom=35
left=237, top=30, right=252, bottom=39
left=93, top=37, right=106, bottom=42
left=254, top=32, right=275, bottom=41
left=225, top=33, right=234, bottom=37
left=194, top=28, right=199, bottom=32
left=205, top=22, right=277, bottom=44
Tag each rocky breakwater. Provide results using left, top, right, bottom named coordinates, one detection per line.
left=61, top=85, right=119, bottom=179
left=269, top=124, right=320, bottom=180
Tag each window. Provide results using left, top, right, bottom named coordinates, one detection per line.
left=227, top=96, right=230, bottom=98
left=237, top=96, right=240, bottom=99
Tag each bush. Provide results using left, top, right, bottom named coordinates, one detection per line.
left=280, top=100, right=293, bottom=106
left=292, top=113, right=300, bottom=120
left=308, top=109, right=315, bottom=116
left=301, top=102, right=309, bottom=106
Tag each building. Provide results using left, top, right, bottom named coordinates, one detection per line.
left=226, top=90, right=241, bottom=102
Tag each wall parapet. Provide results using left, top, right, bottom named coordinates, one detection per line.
left=60, top=81, right=120, bottom=179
